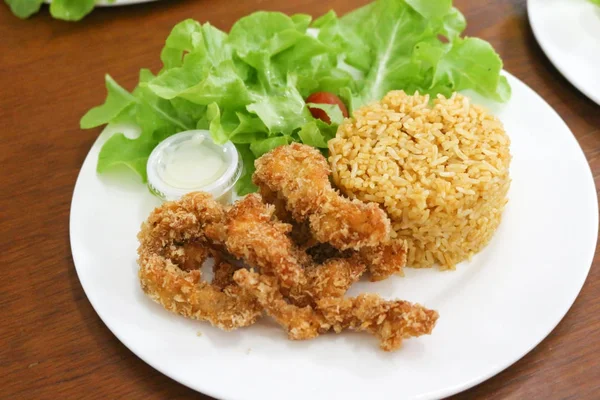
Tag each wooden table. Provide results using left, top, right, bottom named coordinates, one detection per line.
left=1, top=0, right=599, bottom=398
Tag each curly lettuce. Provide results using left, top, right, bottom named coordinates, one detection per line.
left=81, top=0, right=510, bottom=194
left=5, top=0, right=115, bottom=20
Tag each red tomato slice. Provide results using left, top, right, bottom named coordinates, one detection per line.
left=306, top=92, right=349, bottom=124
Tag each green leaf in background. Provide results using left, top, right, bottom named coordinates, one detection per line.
left=206, top=103, right=234, bottom=145
left=343, top=0, right=450, bottom=105
left=313, top=10, right=373, bottom=73
left=159, top=19, right=204, bottom=69
left=229, top=113, right=268, bottom=143
left=97, top=129, right=158, bottom=181
left=405, top=0, right=452, bottom=19
left=81, top=0, right=511, bottom=193
left=80, top=75, right=137, bottom=129
left=249, top=136, right=290, bottom=158
left=160, top=20, right=232, bottom=71
left=440, top=8, right=466, bottom=40
left=430, top=37, right=511, bottom=102
left=291, top=13, right=312, bottom=32
left=148, top=59, right=251, bottom=108
left=298, top=121, right=328, bottom=148
left=235, top=144, right=258, bottom=195
left=5, top=0, right=44, bottom=18
left=50, top=0, right=95, bottom=21
left=228, top=11, right=305, bottom=87
left=246, top=75, right=312, bottom=136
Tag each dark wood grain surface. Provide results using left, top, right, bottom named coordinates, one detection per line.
left=1, top=0, right=599, bottom=398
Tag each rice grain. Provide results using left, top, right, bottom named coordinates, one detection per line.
left=329, top=91, right=511, bottom=269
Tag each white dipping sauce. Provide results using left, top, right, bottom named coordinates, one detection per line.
left=146, top=129, right=241, bottom=203
left=159, top=135, right=227, bottom=189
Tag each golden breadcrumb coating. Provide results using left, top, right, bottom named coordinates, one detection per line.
left=136, top=188, right=436, bottom=350
left=137, top=192, right=262, bottom=330
left=285, top=256, right=366, bottom=308
left=139, top=254, right=261, bottom=330
left=254, top=143, right=405, bottom=280
left=213, top=193, right=308, bottom=289
left=233, top=269, right=330, bottom=340
left=317, top=295, right=439, bottom=351
left=253, top=143, right=390, bottom=250
left=359, top=240, right=407, bottom=282
left=214, top=193, right=366, bottom=304
left=234, top=269, right=438, bottom=349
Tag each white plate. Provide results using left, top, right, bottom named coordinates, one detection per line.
left=528, top=0, right=600, bottom=105
left=70, top=72, right=598, bottom=400
left=44, top=0, right=158, bottom=6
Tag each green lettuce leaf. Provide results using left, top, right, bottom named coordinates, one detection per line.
left=80, top=75, right=137, bottom=129
left=246, top=75, right=312, bottom=136
left=97, top=129, right=157, bottom=181
left=429, top=37, right=510, bottom=101
left=249, top=136, right=290, bottom=158
left=82, top=0, right=510, bottom=193
left=5, top=0, right=44, bottom=18
left=7, top=0, right=116, bottom=20
left=298, top=121, right=328, bottom=148
left=50, top=0, right=95, bottom=21
left=229, top=113, right=268, bottom=143
left=159, top=19, right=205, bottom=70
left=228, top=11, right=304, bottom=88
left=205, top=103, right=236, bottom=145
left=235, top=144, right=258, bottom=195
left=317, top=0, right=506, bottom=106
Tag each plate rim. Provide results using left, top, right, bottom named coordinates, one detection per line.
left=527, top=0, right=600, bottom=105
left=43, top=0, right=159, bottom=7
left=69, top=70, right=599, bottom=400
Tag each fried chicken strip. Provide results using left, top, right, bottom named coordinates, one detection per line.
left=211, top=193, right=366, bottom=303
left=208, top=193, right=308, bottom=289
left=359, top=240, right=407, bottom=282
left=139, top=192, right=225, bottom=255
left=233, top=269, right=331, bottom=340
left=253, top=143, right=390, bottom=251
left=254, top=143, right=405, bottom=280
left=305, top=241, right=407, bottom=282
left=285, top=256, right=366, bottom=307
left=137, top=192, right=262, bottom=330
left=235, top=269, right=438, bottom=350
left=317, top=295, right=439, bottom=351
left=139, top=254, right=262, bottom=330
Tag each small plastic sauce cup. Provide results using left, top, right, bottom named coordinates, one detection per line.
left=147, top=130, right=241, bottom=204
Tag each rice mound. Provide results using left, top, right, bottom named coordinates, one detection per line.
left=328, top=91, right=511, bottom=269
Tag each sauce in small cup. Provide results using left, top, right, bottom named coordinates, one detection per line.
left=147, top=130, right=241, bottom=204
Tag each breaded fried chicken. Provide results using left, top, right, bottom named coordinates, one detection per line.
left=139, top=254, right=261, bottom=330
left=254, top=143, right=406, bottom=280
left=234, top=269, right=438, bottom=349
left=137, top=192, right=262, bottom=330
left=285, top=256, right=366, bottom=307
left=212, top=193, right=365, bottom=302
left=234, top=269, right=330, bottom=340
left=208, top=194, right=308, bottom=290
left=317, top=295, right=439, bottom=351
left=136, top=189, right=436, bottom=351
left=253, top=143, right=390, bottom=251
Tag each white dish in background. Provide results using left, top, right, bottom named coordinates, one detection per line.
left=70, top=72, right=598, bottom=400
left=44, top=0, right=158, bottom=6
left=528, top=0, right=600, bottom=105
